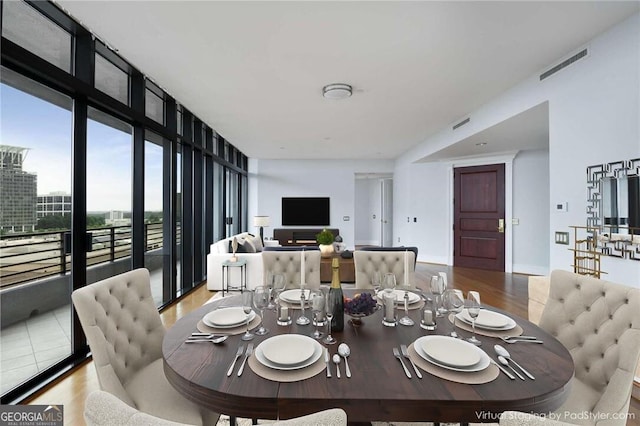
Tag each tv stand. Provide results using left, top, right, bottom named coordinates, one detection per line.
left=273, top=228, right=339, bottom=246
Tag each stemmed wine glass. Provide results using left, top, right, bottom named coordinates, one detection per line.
left=265, top=272, right=276, bottom=310
left=310, top=290, right=325, bottom=339
left=443, top=289, right=464, bottom=316
left=240, top=291, right=254, bottom=341
left=323, top=289, right=337, bottom=345
left=382, top=273, right=396, bottom=294
left=371, top=271, right=382, bottom=295
left=466, top=291, right=482, bottom=346
left=430, top=275, right=446, bottom=317
left=253, top=286, right=270, bottom=336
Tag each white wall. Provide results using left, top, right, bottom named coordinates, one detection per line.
left=394, top=13, right=640, bottom=286
left=250, top=159, right=394, bottom=249
left=512, top=149, right=550, bottom=275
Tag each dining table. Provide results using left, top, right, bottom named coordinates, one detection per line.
left=162, top=289, right=574, bottom=424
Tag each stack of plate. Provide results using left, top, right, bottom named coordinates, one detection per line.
left=377, top=289, right=421, bottom=305
left=414, top=335, right=490, bottom=372
left=202, top=307, right=255, bottom=328
left=254, top=334, right=323, bottom=370
left=455, top=309, right=516, bottom=331
left=279, top=289, right=311, bottom=304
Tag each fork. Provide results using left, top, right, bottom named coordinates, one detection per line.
left=227, top=345, right=244, bottom=377
left=501, top=338, right=544, bottom=344
left=393, top=347, right=412, bottom=379
left=237, top=343, right=253, bottom=377
left=400, top=344, right=422, bottom=379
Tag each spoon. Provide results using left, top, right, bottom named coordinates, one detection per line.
left=332, top=354, right=341, bottom=379
left=497, top=355, right=525, bottom=380
left=494, top=345, right=535, bottom=380
left=338, top=343, right=352, bottom=378
left=185, top=335, right=228, bottom=344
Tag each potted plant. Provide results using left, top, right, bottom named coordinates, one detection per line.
left=316, top=228, right=335, bottom=258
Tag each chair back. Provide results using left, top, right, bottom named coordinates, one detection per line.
left=84, top=390, right=194, bottom=426
left=262, top=250, right=321, bottom=289
left=72, top=268, right=165, bottom=405
left=540, top=270, right=640, bottom=420
left=354, top=250, right=415, bottom=289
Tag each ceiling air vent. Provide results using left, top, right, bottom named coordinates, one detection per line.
left=452, top=117, right=470, bottom=130
left=540, top=49, right=588, bottom=81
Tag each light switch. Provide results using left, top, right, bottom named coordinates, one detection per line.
left=512, top=218, right=519, bottom=225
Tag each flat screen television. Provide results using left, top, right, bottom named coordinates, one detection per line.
left=281, top=197, right=330, bottom=226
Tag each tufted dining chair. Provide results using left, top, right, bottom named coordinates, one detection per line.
left=72, top=268, right=219, bottom=425
left=85, top=389, right=348, bottom=426
left=353, top=249, right=416, bottom=289
left=529, top=270, right=640, bottom=425
left=262, top=250, right=321, bottom=289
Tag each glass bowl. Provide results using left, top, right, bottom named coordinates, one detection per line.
left=345, top=305, right=380, bottom=327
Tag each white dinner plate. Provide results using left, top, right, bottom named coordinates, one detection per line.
left=260, top=334, right=317, bottom=366
left=376, top=289, right=421, bottom=305
left=456, top=309, right=516, bottom=330
left=255, top=335, right=322, bottom=370
left=419, top=335, right=481, bottom=368
left=203, top=308, right=255, bottom=329
left=279, top=289, right=311, bottom=304
left=414, top=336, right=490, bottom=372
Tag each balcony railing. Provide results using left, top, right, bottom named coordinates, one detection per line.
left=0, top=223, right=167, bottom=288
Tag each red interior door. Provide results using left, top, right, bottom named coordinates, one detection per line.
left=454, top=164, right=505, bottom=271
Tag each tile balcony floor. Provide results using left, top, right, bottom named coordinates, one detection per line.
left=1, top=268, right=166, bottom=395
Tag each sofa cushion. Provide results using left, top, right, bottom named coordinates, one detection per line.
left=245, top=234, right=264, bottom=253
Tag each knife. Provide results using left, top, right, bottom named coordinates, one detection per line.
left=237, top=343, right=253, bottom=377
left=490, top=359, right=515, bottom=380
left=324, top=348, right=332, bottom=378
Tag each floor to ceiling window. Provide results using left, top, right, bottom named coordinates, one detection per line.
left=0, top=67, right=73, bottom=396
left=1, top=0, right=248, bottom=403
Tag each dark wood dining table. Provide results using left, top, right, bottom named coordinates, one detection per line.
left=162, top=290, right=574, bottom=423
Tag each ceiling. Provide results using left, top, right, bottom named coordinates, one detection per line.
left=55, top=1, right=639, bottom=160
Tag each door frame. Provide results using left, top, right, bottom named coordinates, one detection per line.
left=445, top=152, right=517, bottom=273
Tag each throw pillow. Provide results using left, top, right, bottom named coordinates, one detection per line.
left=247, top=234, right=264, bottom=252
left=228, top=237, right=252, bottom=254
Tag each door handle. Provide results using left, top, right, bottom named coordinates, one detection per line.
left=498, top=219, right=505, bottom=233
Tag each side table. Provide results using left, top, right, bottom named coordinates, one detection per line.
left=221, top=258, right=247, bottom=296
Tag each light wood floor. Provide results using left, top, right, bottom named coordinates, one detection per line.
left=23, top=264, right=639, bottom=425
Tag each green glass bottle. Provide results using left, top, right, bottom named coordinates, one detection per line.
left=329, top=257, right=344, bottom=332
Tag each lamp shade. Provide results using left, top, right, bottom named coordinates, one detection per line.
left=253, top=216, right=270, bottom=227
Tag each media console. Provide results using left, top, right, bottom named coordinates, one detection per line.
left=273, top=228, right=339, bottom=246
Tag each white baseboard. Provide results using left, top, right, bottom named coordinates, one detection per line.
left=512, top=264, right=549, bottom=276
left=417, top=255, right=449, bottom=265
left=355, top=239, right=378, bottom=246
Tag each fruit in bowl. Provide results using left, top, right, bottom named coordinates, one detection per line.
left=344, top=293, right=378, bottom=316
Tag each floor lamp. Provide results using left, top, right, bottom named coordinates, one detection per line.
left=253, top=216, right=270, bottom=244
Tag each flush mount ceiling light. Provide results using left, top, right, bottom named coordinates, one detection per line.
left=322, top=83, right=352, bottom=100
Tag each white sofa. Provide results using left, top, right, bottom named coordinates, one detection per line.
left=206, top=232, right=265, bottom=291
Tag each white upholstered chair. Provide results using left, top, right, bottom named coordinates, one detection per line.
left=85, top=390, right=348, bottom=426
left=515, top=270, right=640, bottom=426
left=72, top=269, right=219, bottom=425
left=353, top=250, right=416, bottom=289
left=262, top=250, right=321, bottom=289
left=499, top=411, right=572, bottom=426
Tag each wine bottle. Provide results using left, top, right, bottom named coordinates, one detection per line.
left=329, top=257, right=344, bottom=332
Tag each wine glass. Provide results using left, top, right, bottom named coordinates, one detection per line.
left=430, top=275, right=445, bottom=317
left=443, top=289, right=464, bottom=316
left=253, top=286, right=269, bottom=336
left=240, top=291, right=254, bottom=341
left=371, top=271, right=382, bottom=294
left=323, top=289, right=337, bottom=345
left=382, top=273, right=396, bottom=294
left=265, top=272, right=276, bottom=310
left=310, top=290, right=325, bottom=339
left=466, top=291, right=482, bottom=346
left=272, top=273, right=286, bottom=302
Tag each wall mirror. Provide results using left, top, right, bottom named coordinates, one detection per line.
left=587, top=158, right=640, bottom=229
